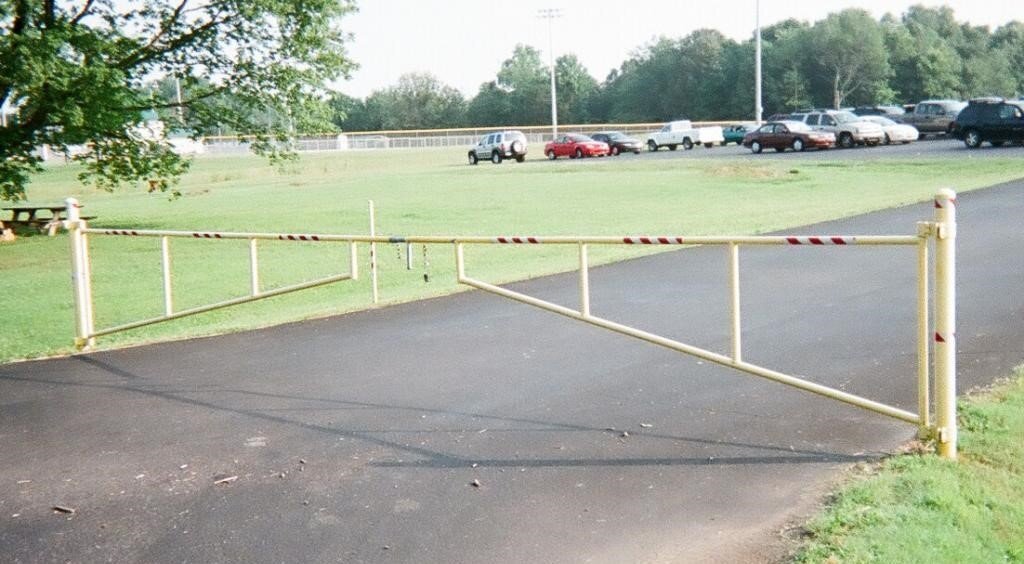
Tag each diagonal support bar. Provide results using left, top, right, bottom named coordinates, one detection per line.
left=458, top=273, right=920, bottom=425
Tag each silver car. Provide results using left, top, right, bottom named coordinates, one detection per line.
left=790, top=110, right=885, bottom=148
left=468, top=130, right=528, bottom=165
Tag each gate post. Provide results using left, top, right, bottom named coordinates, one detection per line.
left=66, top=198, right=95, bottom=350
left=934, top=189, right=957, bottom=460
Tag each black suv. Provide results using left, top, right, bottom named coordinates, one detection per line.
left=952, top=98, right=1024, bottom=148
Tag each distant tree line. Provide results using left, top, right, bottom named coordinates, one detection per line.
left=331, top=6, right=1024, bottom=131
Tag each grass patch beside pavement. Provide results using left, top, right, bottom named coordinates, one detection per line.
left=793, top=369, right=1024, bottom=563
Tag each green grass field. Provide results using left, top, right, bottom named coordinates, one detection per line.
left=793, top=369, right=1024, bottom=563
left=2, top=148, right=1022, bottom=363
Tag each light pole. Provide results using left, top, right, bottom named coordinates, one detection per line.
left=538, top=8, right=561, bottom=139
left=755, top=0, right=763, bottom=124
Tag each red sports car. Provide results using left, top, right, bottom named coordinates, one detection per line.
left=544, top=134, right=610, bottom=159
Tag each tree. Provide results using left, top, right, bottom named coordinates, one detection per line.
left=809, top=9, right=891, bottom=109
left=496, top=44, right=550, bottom=125
left=760, top=20, right=813, bottom=113
left=0, top=1, right=355, bottom=200
left=359, top=73, right=466, bottom=130
left=464, top=45, right=552, bottom=126
left=992, top=21, right=1024, bottom=95
left=554, top=54, right=598, bottom=124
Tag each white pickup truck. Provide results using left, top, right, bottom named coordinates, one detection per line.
left=645, top=120, right=725, bottom=151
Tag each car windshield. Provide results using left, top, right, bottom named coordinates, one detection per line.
left=604, top=132, right=628, bottom=140
left=784, top=121, right=811, bottom=132
left=831, top=112, right=861, bottom=124
left=568, top=134, right=595, bottom=142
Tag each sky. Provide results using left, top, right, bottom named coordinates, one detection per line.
left=334, top=0, right=1022, bottom=98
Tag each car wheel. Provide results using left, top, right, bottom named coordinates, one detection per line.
left=511, top=140, right=524, bottom=155
left=468, top=152, right=478, bottom=165
left=682, top=138, right=694, bottom=150
left=884, top=134, right=892, bottom=145
left=547, top=149, right=556, bottom=160
left=751, top=141, right=762, bottom=154
left=491, top=150, right=502, bottom=164
left=611, top=146, right=620, bottom=156
left=792, top=138, right=805, bottom=152
left=838, top=132, right=854, bottom=148
left=668, top=144, right=678, bottom=151
left=633, top=149, right=641, bottom=154
left=575, top=148, right=584, bottom=159
left=515, top=155, right=526, bottom=163
left=963, top=130, right=982, bottom=149
left=704, top=142, right=714, bottom=149
left=647, top=140, right=658, bottom=152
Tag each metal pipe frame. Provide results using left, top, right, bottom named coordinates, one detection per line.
left=75, top=196, right=956, bottom=454
left=80, top=231, right=360, bottom=346
left=455, top=252, right=920, bottom=425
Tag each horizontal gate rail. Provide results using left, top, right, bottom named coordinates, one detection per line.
left=82, top=227, right=922, bottom=247
left=65, top=190, right=958, bottom=459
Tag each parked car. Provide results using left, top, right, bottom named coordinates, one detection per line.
left=590, top=131, right=642, bottom=155
left=742, top=121, right=836, bottom=153
left=859, top=115, right=918, bottom=144
left=468, top=130, right=528, bottom=165
left=853, top=105, right=906, bottom=118
left=544, top=134, right=610, bottom=159
left=951, top=97, right=1024, bottom=148
left=900, top=100, right=966, bottom=138
left=722, top=124, right=757, bottom=146
left=645, top=120, right=724, bottom=151
left=788, top=110, right=884, bottom=148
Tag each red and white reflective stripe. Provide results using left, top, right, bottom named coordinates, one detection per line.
left=278, top=234, right=321, bottom=242
left=934, top=332, right=954, bottom=343
left=495, top=237, right=541, bottom=244
left=622, top=236, right=685, bottom=245
left=192, top=232, right=224, bottom=239
left=103, top=229, right=141, bottom=236
left=934, top=195, right=957, bottom=208
left=785, top=236, right=854, bottom=245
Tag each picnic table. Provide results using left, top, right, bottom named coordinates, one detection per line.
left=1, top=204, right=95, bottom=236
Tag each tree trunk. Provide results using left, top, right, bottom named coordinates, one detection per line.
left=833, top=72, right=842, bottom=110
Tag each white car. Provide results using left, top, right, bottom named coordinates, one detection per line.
left=860, top=115, right=918, bottom=144
left=646, top=120, right=724, bottom=151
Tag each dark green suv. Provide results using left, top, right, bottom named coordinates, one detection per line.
left=952, top=98, right=1024, bottom=148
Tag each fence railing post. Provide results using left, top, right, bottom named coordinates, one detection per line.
left=66, top=197, right=95, bottom=350
left=934, top=189, right=957, bottom=460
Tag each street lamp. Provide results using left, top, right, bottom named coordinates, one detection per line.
left=538, top=8, right=562, bottom=139
left=755, top=0, right=763, bottom=124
